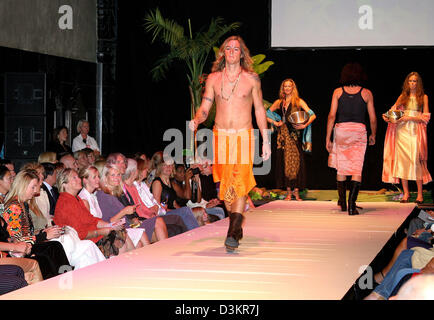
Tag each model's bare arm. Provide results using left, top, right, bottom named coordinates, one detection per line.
left=251, top=74, right=268, bottom=142
left=190, top=74, right=215, bottom=130
left=365, top=90, right=377, bottom=145
left=326, top=89, right=339, bottom=152
left=251, top=73, right=271, bottom=160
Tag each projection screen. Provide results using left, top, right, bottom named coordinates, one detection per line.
left=270, top=0, right=434, bottom=48
left=0, top=0, right=97, bottom=62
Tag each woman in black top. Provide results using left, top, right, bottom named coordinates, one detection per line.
left=47, top=126, right=73, bottom=159
left=326, top=63, right=377, bottom=215
left=151, top=161, right=200, bottom=230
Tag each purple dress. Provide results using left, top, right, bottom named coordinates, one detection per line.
left=95, top=190, right=156, bottom=241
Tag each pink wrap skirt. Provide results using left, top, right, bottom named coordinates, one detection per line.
left=328, top=122, right=367, bottom=176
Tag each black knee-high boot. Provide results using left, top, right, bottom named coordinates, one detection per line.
left=337, top=181, right=347, bottom=211
left=348, top=181, right=361, bottom=215
left=225, top=212, right=244, bottom=249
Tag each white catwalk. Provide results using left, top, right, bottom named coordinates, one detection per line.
left=2, top=201, right=414, bottom=300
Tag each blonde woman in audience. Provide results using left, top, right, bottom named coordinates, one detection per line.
left=96, top=163, right=171, bottom=242
left=146, top=151, right=164, bottom=187
left=0, top=166, right=43, bottom=285
left=2, top=170, right=71, bottom=279
left=37, top=152, right=57, bottom=164
left=78, top=165, right=151, bottom=247
left=54, top=168, right=131, bottom=259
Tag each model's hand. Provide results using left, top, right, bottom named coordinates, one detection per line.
left=293, top=123, right=306, bottom=130
left=274, top=121, right=283, bottom=127
left=262, top=143, right=271, bottom=161
left=189, top=119, right=198, bottom=131
left=326, top=139, right=333, bottom=153
left=369, top=134, right=376, bottom=146
left=382, top=114, right=390, bottom=122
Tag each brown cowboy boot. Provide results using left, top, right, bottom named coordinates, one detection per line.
left=225, top=212, right=245, bottom=251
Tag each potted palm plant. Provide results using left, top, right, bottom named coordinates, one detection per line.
left=144, top=8, right=240, bottom=120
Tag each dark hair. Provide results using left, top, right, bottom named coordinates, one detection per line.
left=0, top=159, right=13, bottom=166
left=81, top=148, right=94, bottom=156
left=339, top=62, right=367, bottom=86
left=41, top=162, right=56, bottom=179
left=52, top=126, right=69, bottom=143
left=0, top=165, right=10, bottom=180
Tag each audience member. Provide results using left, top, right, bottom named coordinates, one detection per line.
left=47, top=126, right=72, bottom=159
left=60, top=154, right=79, bottom=170
left=74, top=150, right=90, bottom=170
left=96, top=164, right=170, bottom=242
left=0, top=159, right=16, bottom=182
left=0, top=265, right=28, bottom=295
left=79, top=165, right=150, bottom=248
left=151, top=161, right=200, bottom=230
left=82, top=148, right=96, bottom=165
left=35, top=163, right=59, bottom=224
left=122, top=159, right=191, bottom=235
left=72, top=120, right=100, bottom=157
left=54, top=168, right=130, bottom=259
left=2, top=170, right=71, bottom=279
left=390, top=274, right=434, bottom=300
left=20, top=163, right=50, bottom=232
left=0, top=165, right=13, bottom=203
left=147, top=151, right=164, bottom=186
left=37, top=152, right=57, bottom=164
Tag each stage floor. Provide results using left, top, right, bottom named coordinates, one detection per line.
left=2, top=201, right=415, bottom=300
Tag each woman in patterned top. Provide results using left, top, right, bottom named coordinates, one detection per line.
left=2, top=170, right=70, bottom=279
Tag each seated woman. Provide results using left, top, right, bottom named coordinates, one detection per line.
left=78, top=165, right=150, bottom=248
left=54, top=168, right=134, bottom=259
left=96, top=164, right=169, bottom=243
left=151, top=161, right=201, bottom=230
left=2, top=170, right=71, bottom=279
left=1, top=217, right=44, bottom=286
left=122, top=159, right=190, bottom=236
left=0, top=166, right=44, bottom=285
left=21, top=162, right=52, bottom=231
left=134, top=158, right=166, bottom=216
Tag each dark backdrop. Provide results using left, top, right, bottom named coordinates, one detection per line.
left=114, top=0, right=433, bottom=191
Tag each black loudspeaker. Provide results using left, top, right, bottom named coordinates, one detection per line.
left=3, top=73, right=46, bottom=160
left=4, top=116, right=46, bottom=159
left=4, top=73, right=46, bottom=115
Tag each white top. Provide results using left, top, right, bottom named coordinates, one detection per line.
left=134, top=181, right=166, bottom=216
left=72, top=134, right=100, bottom=152
left=78, top=188, right=103, bottom=219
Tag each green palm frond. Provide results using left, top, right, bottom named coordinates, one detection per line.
left=144, top=8, right=185, bottom=47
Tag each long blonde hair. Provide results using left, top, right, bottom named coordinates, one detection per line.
left=100, top=164, right=122, bottom=197
left=211, top=36, right=254, bottom=73
left=279, top=79, right=301, bottom=112
left=4, top=170, right=39, bottom=207
left=397, top=72, right=425, bottom=107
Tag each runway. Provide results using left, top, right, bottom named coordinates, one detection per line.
left=1, top=200, right=415, bottom=300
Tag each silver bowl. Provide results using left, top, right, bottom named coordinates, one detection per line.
left=288, top=111, right=309, bottom=125
left=384, top=110, right=404, bottom=123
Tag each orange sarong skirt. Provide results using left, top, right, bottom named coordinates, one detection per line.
left=212, top=128, right=256, bottom=204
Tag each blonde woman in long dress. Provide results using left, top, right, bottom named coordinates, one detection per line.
left=382, top=72, right=431, bottom=204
